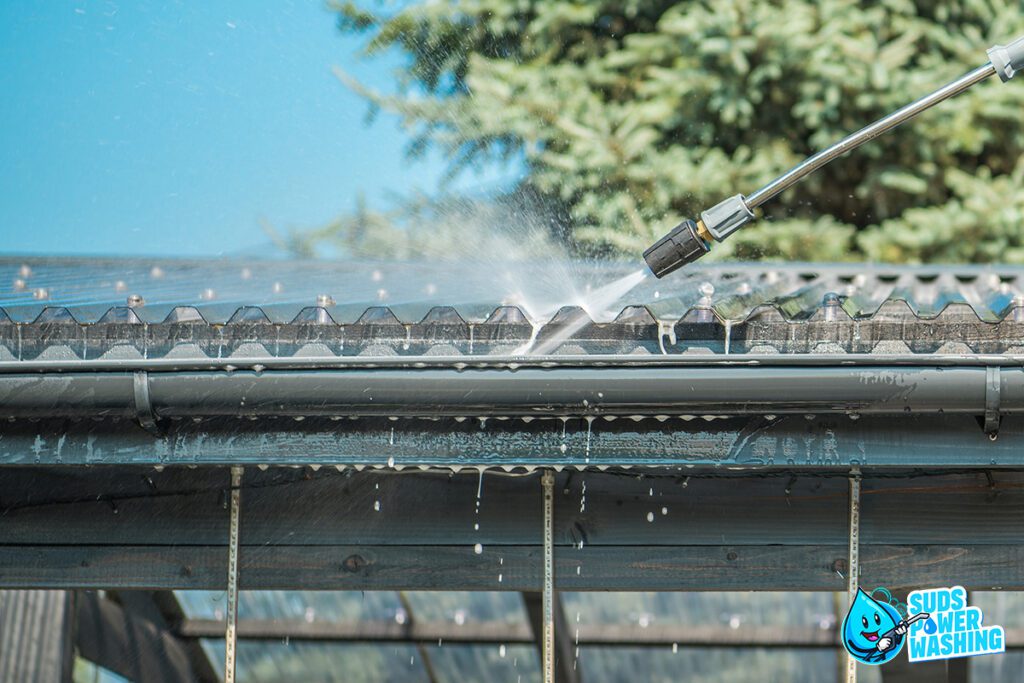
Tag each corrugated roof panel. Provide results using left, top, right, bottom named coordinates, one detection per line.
left=3, top=257, right=1024, bottom=359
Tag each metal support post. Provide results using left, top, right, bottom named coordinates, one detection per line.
left=542, top=470, right=555, bottom=683
left=846, top=468, right=861, bottom=683
left=225, top=466, right=243, bottom=683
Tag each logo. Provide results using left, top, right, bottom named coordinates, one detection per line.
left=907, top=586, right=1004, bottom=661
left=842, top=588, right=918, bottom=665
left=842, top=585, right=1004, bottom=666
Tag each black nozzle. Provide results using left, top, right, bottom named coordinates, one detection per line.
left=643, top=219, right=710, bottom=278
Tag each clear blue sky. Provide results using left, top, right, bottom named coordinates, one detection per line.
left=0, top=1, right=517, bottom=257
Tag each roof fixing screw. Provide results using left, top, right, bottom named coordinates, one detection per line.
left=822, top=292, right=841, bottom=322
left=696, top=281, right=714, bottom=306
left=126, top=294, right=145, bottom=308
left=316, top=294, right=335, bottom=307
left=1013, top=294, right=1024, bottom=323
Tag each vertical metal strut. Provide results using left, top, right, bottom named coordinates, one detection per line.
left=225, top=466, right=243, bottom=683
left=541, top=470, right=555, bottom=683
left=846, top=468, right=861, bottom=683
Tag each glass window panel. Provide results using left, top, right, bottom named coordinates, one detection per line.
left=201, top=641, right=431, bottom=683
left=175, top=590, right=404, bottom=622
left=73, top=657, right=132, bottom=683
left=970, top=591, right=1024, bottom=629
left=562, top=592, right=837, bottom=629
left=427, top=644, right=539, bottom=683
left=971, top=650, right=1022, bottom=682
left=577, top=648, right=878, bottom=683
left=403, top=591, right=528, bottom=625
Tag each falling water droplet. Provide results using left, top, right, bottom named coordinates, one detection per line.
left=474, top=543, right=483, bottom=555
left=584, top=416, right=593, bottom=463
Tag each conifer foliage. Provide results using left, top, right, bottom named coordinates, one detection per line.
left=331, top=1, right=1024, bottom=263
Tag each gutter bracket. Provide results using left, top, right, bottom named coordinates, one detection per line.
left=133, top=370, right=161, bottom=437
left=984, top=366, right=1001, bottom=439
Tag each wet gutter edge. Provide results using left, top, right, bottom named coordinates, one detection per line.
left=1, top=352, right=1024, bottom=374
left=0, top=365, right=1016, bottom=419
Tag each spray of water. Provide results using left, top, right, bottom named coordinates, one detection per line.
left=526, top=268, right=649, bottom=355
left=284, top=183, right=656, bottom=345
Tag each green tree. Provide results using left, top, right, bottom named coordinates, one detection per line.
left=323, top=0, right=1024, bottom=263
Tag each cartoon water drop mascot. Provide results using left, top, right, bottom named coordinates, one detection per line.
left=842, top=588, right=930, bottom=665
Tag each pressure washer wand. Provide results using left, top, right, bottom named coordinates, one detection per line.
left=880, top=611, right=931, bottom=646
left=643, top=34, right=1024, bottom=278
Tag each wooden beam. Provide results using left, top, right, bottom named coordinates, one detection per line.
left=5, top=467, right=1024, bottom=548
left=397, top=592, right=440, bottom=683
left=3, top=468, right=1024, bottom=591
left=180, top=617, right=534, bottom=643
left=946, top=658, right=970, bottom=683
left=177, top=617, right=851, bottom=648
left=76, top=592, right=201, bottom=683
left=111, top=592, right=220, bottom=683
left=4, top=543, right=1024, bottom=592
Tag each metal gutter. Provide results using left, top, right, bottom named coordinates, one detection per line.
left=0, top=364, right=1021, bottom=418
left=3, top=353, right=1024, bottom=373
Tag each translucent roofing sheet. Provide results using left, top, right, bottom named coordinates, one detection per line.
left=4, top=256, right=1024, bottom=326
left=7, top=256, right=1024, bottom=362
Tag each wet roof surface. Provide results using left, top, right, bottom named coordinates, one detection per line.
left=3, top=256, right=1024, bottom=359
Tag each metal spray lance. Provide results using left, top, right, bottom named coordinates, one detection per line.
left=643, top=34, right=1024, bottom=278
